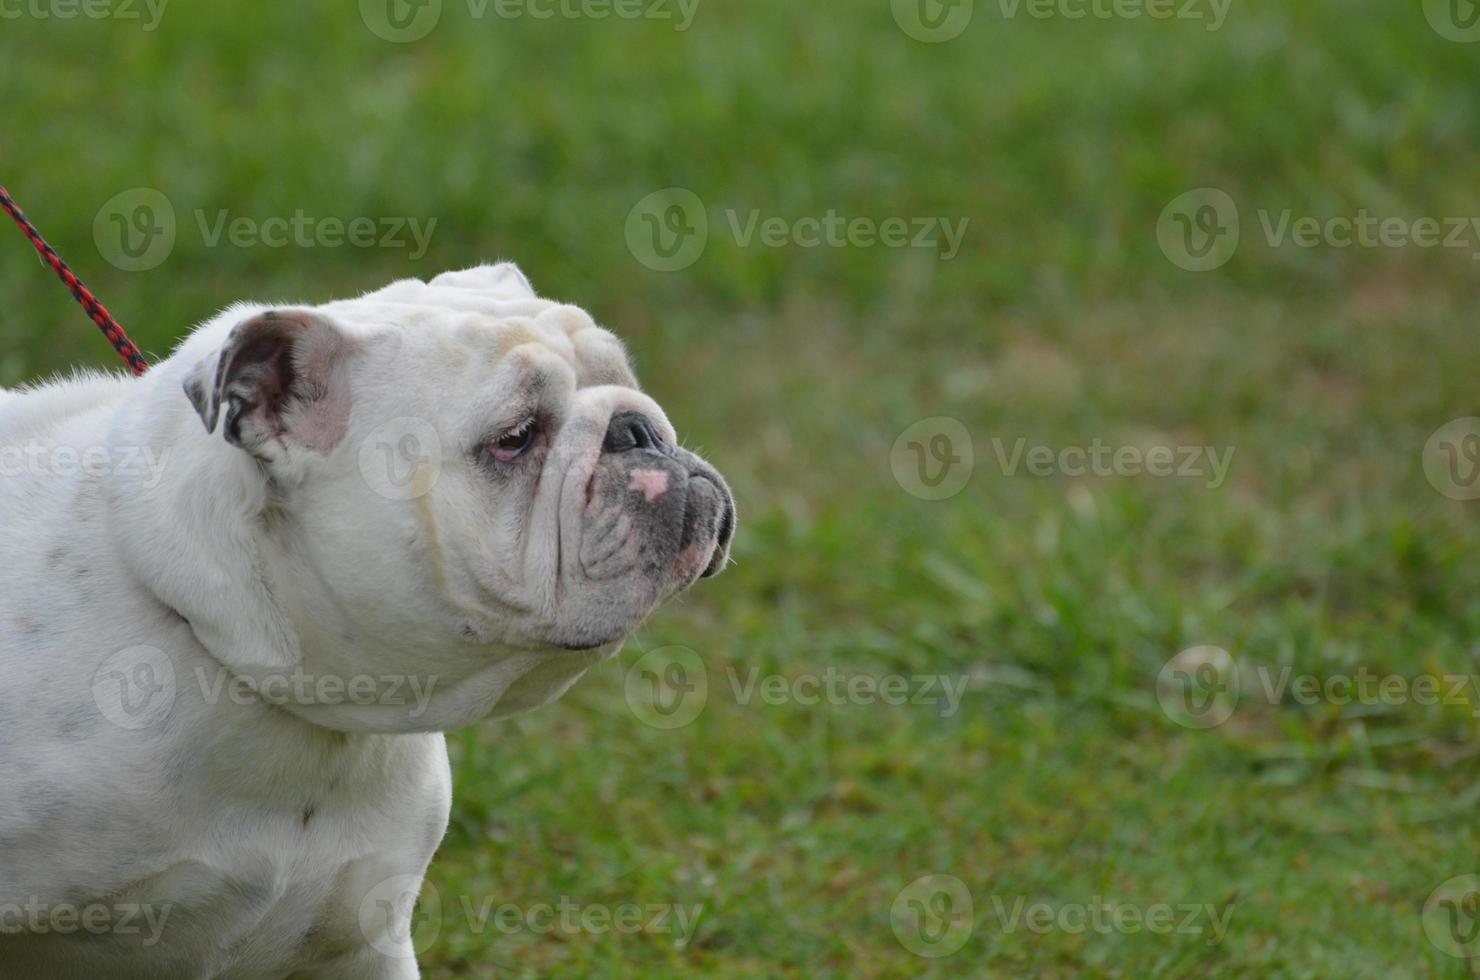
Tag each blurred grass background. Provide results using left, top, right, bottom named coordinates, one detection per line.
left=3, top=0, right=1480, bottom=975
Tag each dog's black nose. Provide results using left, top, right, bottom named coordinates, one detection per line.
left=603, top=411, right=666, bottom=454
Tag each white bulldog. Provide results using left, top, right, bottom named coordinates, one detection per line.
left=0, top=264, right=735, bottom=978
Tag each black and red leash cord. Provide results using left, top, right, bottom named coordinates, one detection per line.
left=0, top=185, right=150, bottom=376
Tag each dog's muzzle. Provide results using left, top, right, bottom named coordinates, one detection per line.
left=599, top=410, right=736, bottom=580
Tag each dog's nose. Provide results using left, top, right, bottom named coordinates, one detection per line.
left=603, top=411, right=667, bottom=455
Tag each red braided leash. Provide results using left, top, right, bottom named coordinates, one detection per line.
left=0, top=185, right=149, bottom=376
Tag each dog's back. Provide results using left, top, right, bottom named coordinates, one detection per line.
left=0, top=371, right=134, bottom=447
left=0, top=368, right=185, bottom=916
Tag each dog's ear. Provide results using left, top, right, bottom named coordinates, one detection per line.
left=184, top=310, right=358, bottom=455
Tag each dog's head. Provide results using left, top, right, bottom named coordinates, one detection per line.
left=157, top=264, right=733, bottom=731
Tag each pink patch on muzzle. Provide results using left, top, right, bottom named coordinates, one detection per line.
left=628, top=469, right=671, bottom=502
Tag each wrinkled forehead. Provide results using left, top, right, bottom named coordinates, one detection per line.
left=318, top=265, right=639, bottom=391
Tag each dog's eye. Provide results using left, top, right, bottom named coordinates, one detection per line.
left=490, top=419, right=537, bottom=462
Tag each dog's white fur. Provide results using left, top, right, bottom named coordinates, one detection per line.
left=0, top=264, right=733, bottom=978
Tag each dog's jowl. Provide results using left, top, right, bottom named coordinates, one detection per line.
left=0, top=264, right=735, bottom=979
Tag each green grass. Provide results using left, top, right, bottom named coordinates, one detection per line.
left=4, top=0, right=1480, bottom=975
